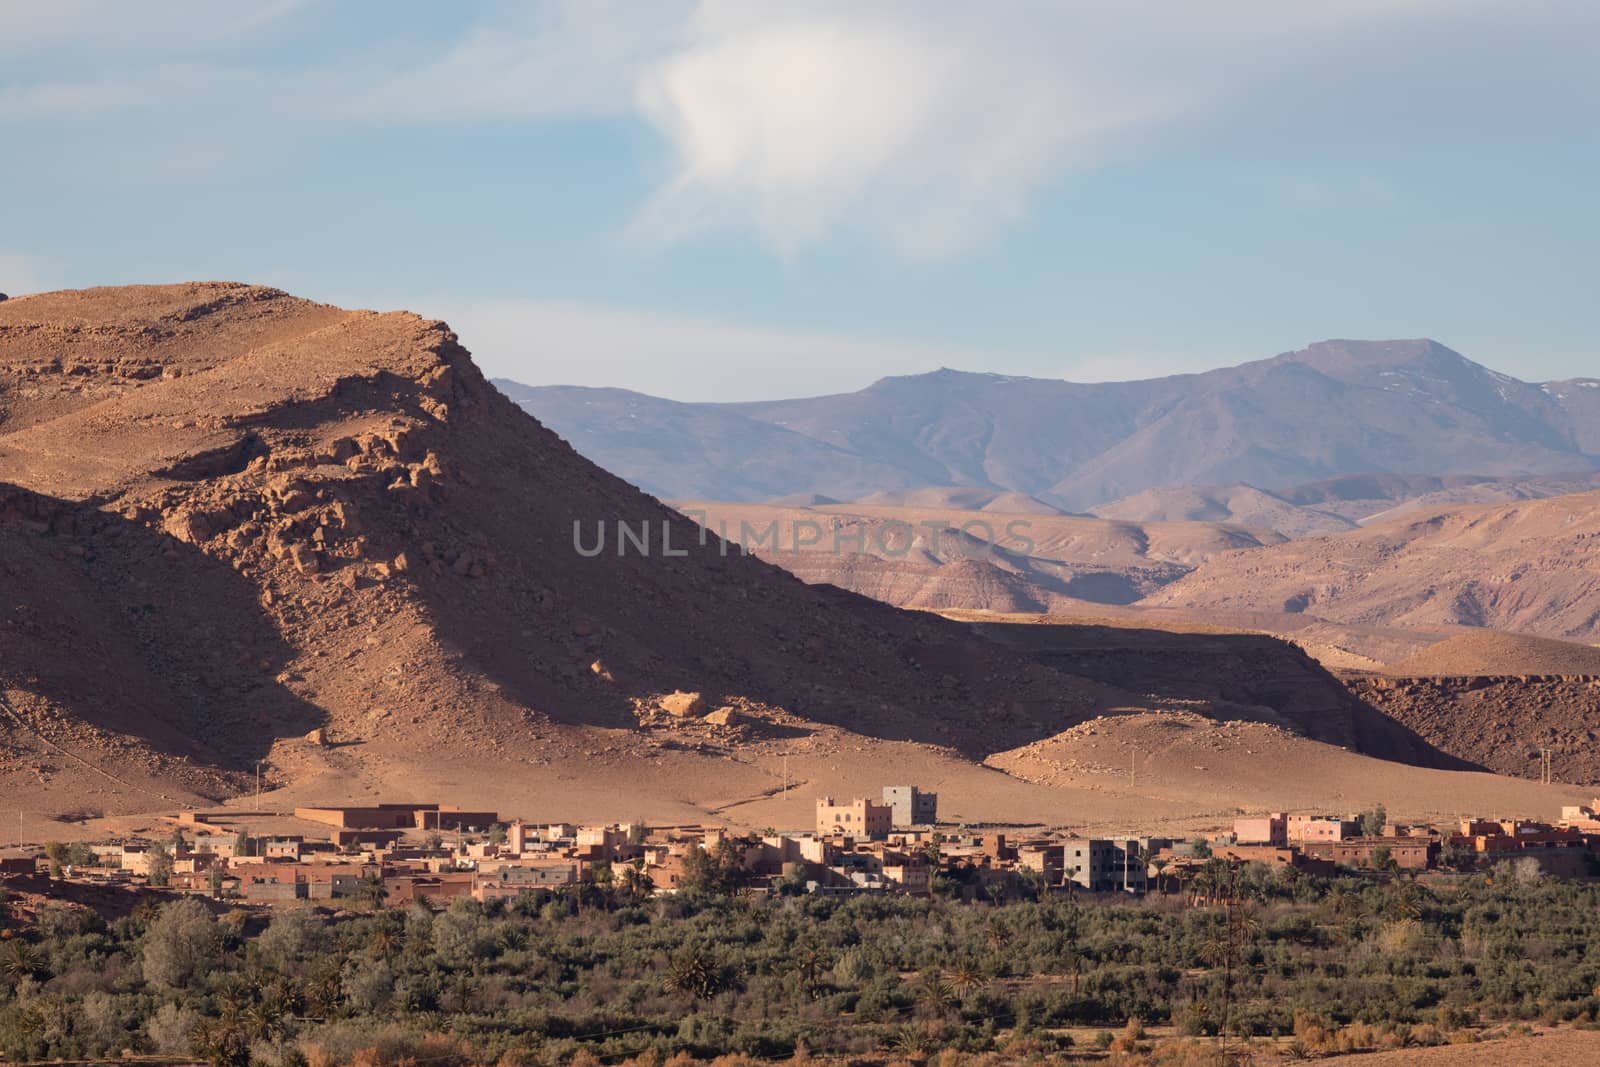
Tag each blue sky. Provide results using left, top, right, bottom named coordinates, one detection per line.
left=2, top=1, right=1597, bottom=400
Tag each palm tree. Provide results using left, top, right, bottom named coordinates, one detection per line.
left=0, top=939, right=44, bottom=982
left=892, top=1023, right=932, bottom=1060
left=618, top=862, right=655, bottom=904
left=1387, top=878, right=1426, bottom=921
left=985, top=917, right=1013, bottom=954
left=915, top=973, right=957, bottom=1018
left=367, top=919, right=399, bottom=959
left=356, top=872, right=388, bottom=911
left=947, top=963, right=985, bottom=999
left=666, top=944, right=722, bottom=999
left=792, top=941, right=830, bottom=995
left=192, top=1018, right=250, bottom=1067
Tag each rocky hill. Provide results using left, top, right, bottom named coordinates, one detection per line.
left=1, top=284, right=1129, bottom=816
left=502, top=340, right=1600, bottom=509
left=1348, top=675, right=1600, bottom=784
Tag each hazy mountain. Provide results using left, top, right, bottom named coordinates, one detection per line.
left=502, top=340, right=1600, bottom=510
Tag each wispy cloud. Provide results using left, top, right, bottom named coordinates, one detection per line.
left=337, top=1, right=691, bottom=122
left=3, top=0, right=1597, bottom=258
left=629, top=5, right=1173, bottom=258
left=422, top=297, right=984, bottom=402
left=316, top=0, right=1600, bottom=257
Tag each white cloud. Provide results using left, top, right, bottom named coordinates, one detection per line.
left=630, top=5, right=1173, bottom=257
left=421, top=297, right=984, bottom=402
left=351, top=0, right=1589, bottom=257
left=4, top=0, right=1596, bottom=257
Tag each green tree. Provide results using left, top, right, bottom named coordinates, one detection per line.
left=1360, top=804, right=1388, bottom=838
left=141, top=897, right=218, bottom=990
left=147, top=842, right=174, bottom=887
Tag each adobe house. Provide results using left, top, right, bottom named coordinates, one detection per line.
left=815, top=796, right=892, bottom=840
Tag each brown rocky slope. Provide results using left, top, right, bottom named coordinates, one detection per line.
left=0, top=284, right=1127, bottom=815
left=1144, top=492, right=1600, bottom=641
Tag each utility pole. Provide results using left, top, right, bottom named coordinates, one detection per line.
left=255, top=761, right=264, bottom=807
left=783, top=752, right=789, bottom=799
left=1540, top=748, right=1553, bottom=785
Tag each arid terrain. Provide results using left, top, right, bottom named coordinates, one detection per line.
left=5, top=283, right=1595, bottom=833
left=1147, top=490, right=1600, bottom=641
left=672, top=497, right=1283, bottom=611
left=649, top=491, right=1600, bottom=785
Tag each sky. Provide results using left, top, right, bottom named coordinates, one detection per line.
left=2, top=0, right=1597, bottom=401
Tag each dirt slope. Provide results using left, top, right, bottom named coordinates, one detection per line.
left=673, top=499, right=1283, bottom=611
left=851, top=487, right=1071, bottom=515
left=1089, top=483, right=1355, bottom=538
left=1144, top=493, right=1600, bottom=642
left=1390, top=631, right=1600, bottom=676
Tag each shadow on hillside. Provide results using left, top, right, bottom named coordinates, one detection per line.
left=964, top=620, right=1482, bottom=772
left=0, top=482, right=324, bottom=779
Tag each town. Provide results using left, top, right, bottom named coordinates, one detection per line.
left=10, top=786, right=1600, bottom=908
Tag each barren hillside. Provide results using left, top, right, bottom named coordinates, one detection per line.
left=1348, top=674, right=1600, bottom=784
left=673, top=499, right=1284, bottom=611
left=1089, top=483, right=1356, bottom=538
left=1144, top=493, right=1600, bottom=641
left=0, top=284, right=1117, bottom=816
left=1389, top=631, right=1600, bottom=676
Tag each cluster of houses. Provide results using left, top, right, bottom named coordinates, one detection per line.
left=1213, top=805, right=1600, bottom=880
left=11, top=791, right=1600, bottom=907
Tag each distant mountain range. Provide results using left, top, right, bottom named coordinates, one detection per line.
left=498, top=339, right=1600, bottom=510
